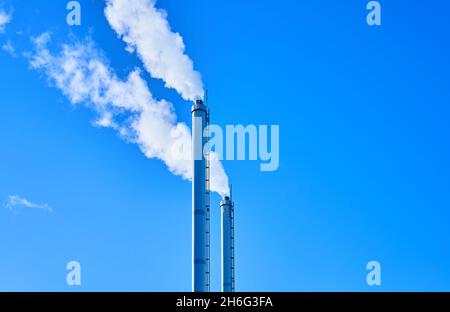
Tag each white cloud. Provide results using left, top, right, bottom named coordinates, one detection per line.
left=105, top=0, right=204, bottom=101
left=2, top=40, right=16, bottom=57
left=0, top=6, right=11, bottom=33
left=29, top=33, right=229, bottom=196
left=4, top=195, right=53, bottom=212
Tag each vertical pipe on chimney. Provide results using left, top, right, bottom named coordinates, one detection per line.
left=221, top=196, right=235, bottom=292
left=192, top=100, right=208, bottom=292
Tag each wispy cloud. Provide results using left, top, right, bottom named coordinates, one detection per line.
left=0, top=4, right=11, bottom=33
left=2, top=40, right=16, bottom=57
left=4, top=195, right=53, bottom=212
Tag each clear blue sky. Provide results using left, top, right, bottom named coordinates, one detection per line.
left=1, top=0, right=450, bottom=291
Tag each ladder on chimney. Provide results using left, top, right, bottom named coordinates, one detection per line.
left=205, top=108, right=211, bottom=292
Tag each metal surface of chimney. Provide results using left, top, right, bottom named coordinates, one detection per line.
left=221, top=195, right=235, bottom=292
left=191, top=99, right=210, bottom=292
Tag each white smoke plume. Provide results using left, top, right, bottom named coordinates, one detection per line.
left=105, top=0, right=204, bottom=101
left=29, top=33, right=229, bottom=196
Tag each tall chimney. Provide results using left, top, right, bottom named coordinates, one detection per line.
left=191, top=100, right=210, bottom=292
left=221, top=195, right=235, bottom=292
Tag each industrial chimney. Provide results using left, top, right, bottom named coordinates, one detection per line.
left=221, top=195, right=235, bottom=292
left=191, top=99, right=210, bottom=292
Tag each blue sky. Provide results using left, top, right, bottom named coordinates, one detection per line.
left=1, top=0, right=450, bottom=291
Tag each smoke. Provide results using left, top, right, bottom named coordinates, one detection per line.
left=0, top=5, right=11, bottom=33
left=29, top=33, right=229, bottom=196
left=105, top=0, right=204, bottom=102
left=104, top=0, right=229, bottom=194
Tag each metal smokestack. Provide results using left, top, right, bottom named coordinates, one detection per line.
left=221, top=194, right=235, bottom=292
left=191, top=99, right=210, bottom=292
